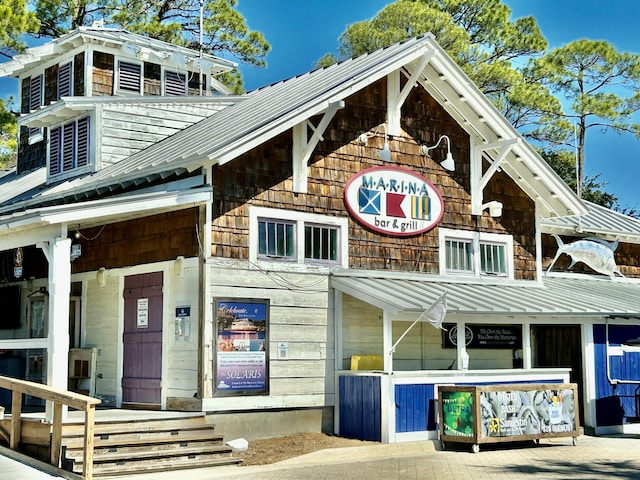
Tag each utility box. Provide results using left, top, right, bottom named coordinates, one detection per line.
left=438, top=383, right=580, bottom=453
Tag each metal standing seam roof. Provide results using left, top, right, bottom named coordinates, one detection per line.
left=1, top=34, right=584, bottom=219
left=330, top=272, right=640, bottom=317
left=542, top=200, right=640, bottom=243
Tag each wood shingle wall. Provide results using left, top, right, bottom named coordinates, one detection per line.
left=211, top=78, right=538, bottom=279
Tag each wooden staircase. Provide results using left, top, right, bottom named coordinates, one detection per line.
left=60, top=413, right=242, bottom=477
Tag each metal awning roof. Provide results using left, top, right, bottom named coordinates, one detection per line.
left=330, top=271, right=640, bottom=317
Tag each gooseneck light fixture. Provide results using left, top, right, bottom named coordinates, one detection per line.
left=358, top=123, right=392, bottom=162
left=421, top=135, right=455, bottom=171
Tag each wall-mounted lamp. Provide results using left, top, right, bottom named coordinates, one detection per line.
left=421, top=135, right=455, bottom=171
left=174, top=256, right=184, bottom=277
left=96, top=267, right=107, bottom=287
left=358, top=123, right=392, bottom=162
left=482, top=200, right=503, bottom=218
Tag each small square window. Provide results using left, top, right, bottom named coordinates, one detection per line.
left=445, top=238, right=473, bottom=273
left=258, top=219, right=295, bottom=260
left=305, top=224, right=338, bottom=262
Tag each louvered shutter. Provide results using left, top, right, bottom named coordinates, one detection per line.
left=76, top=117, right=90, bottom=167
left=58, top=62, right=72, bottom=99
left=62, top=122, right=75, bottom=171
left=164, top=70, right=187, bottom=96
left=49, top=127, right=61, bottom=176
left=118, top=61, right=142, bottom=93
left=29, top=75, right=42, bottom=111
left=29, top=75, right=44, bottom=140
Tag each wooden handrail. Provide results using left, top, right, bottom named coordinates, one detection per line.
left=0, top=375, right=101, bottom=480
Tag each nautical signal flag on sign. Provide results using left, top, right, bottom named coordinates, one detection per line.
left=386, top=193, right=405, bottom=217
left=411, top=195, right=431, bottom=220
left=358, top=188, right=381, bottom=215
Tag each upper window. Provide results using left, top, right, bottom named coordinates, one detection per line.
left=164, top=70, right=187, bottom=96
left=49, top=116, right=91, bottom=178
left=250, top=207, right=348, bottom=268
left=439, top=228, right=513, bottom=279
left=116, top=60, right=142, bottom=94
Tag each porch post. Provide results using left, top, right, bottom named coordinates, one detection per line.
left=383, top=310, right=393, bottom=372
left=46, top=237, right=71, bottom=419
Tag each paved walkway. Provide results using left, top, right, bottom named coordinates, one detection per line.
left=3, top=434, right=639, bottom=479
left=112, top=434, right=640, bottom=480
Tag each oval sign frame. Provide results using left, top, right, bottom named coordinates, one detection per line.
left=344, top=166, right=444, bottom=236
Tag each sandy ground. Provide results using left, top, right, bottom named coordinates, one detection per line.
left=234, top=432, right=375, bottom=466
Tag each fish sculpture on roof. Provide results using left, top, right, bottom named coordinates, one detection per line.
left=546, top=234, right=623, bottom=277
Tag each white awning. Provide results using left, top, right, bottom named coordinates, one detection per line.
left=330, top=271, right=640, bottom=318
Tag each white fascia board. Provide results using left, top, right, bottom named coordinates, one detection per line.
left=39, top=186, right=212, bottom=225
left=212, top=42, right=436, bottom=166
left=0, top=187, right=211, bottom=243
left=425, top=45, right=587, bottom=218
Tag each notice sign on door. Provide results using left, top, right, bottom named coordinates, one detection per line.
left=137, top=298, right=149, bottom=328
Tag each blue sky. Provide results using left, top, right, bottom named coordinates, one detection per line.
left=238, top=0, right=640, bottom=210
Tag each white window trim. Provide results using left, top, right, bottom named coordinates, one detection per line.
left=249, top=206, right=349, bottom=269
left=115, top=59, right=143, bottom=96
left=439, top=227, right=514, bottom=279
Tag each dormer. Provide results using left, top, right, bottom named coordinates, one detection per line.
left=1, top=26, right=236, bottom=180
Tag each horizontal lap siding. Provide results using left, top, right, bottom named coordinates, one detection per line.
left=100, top=103, right=227, bottom=166
left=210, top=265, right=332, bottom=404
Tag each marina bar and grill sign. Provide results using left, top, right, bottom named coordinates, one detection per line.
left=344, top=166, right=444, bottom=236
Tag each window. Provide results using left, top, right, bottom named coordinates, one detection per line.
left=250, top=207, right=348, bottom=268
left=440, top=228, right=513, bottom=278
left=117, top=60, right=142, bottom=94
left=49, top=116, right=91, bottom=177
left=164, top=70, right=187, bottom=96
left=305, top=224, right=338, bottom=262
left=258, top=219, right=295, bottom=260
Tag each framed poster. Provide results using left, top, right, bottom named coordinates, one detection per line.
left=214, top=298, right=269, bottom=396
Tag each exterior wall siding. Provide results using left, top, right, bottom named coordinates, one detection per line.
left=206, top=263, right=331, bottom=410
left=71, top=208, right=199, bottom=274
left=100, top=102, right=225, bottom=166
left=211, top=79, right=537, bottom=278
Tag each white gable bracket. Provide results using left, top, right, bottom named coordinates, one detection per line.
left=387, top=51, right=434, bottom=136
left=293, top=101, right=345, bottom=193
left=471, top=138, right=520, bottom=215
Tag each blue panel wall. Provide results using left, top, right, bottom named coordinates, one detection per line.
left=593, top=324, right=640, bottom=426
left=395, top=383, right=436, bottom=433
left=339, top=375, right=381, bottom=441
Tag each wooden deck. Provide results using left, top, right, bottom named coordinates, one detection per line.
left=1, top=409, right=242, bottom=478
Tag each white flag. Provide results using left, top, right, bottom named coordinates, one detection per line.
left=417, top=291, right=448, bottom=330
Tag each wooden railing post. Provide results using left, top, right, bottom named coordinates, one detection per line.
left=9, top=390, right=22, bottom=450
left=83, top=404, right=96, bottom=480
left=50, top=402, right=63, bottom=467
left=0, top=375, right=100, bottom=479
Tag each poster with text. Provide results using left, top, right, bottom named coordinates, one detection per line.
left=441, top=390, right=475, bottom=438
left=480, top=388, right=577, bottom=438
left=214, top=298, right=269, bottom=396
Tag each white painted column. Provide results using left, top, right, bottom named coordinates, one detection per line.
left=46, top=237, right=71, bottom=420
left=383, top=310, right=393, bottom=372
left=522, top=321, right=532, bottom=370
left=457, top=321, right=468, bottom=370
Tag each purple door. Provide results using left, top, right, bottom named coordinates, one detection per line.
left=122, top=272, right=163, bottom=406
